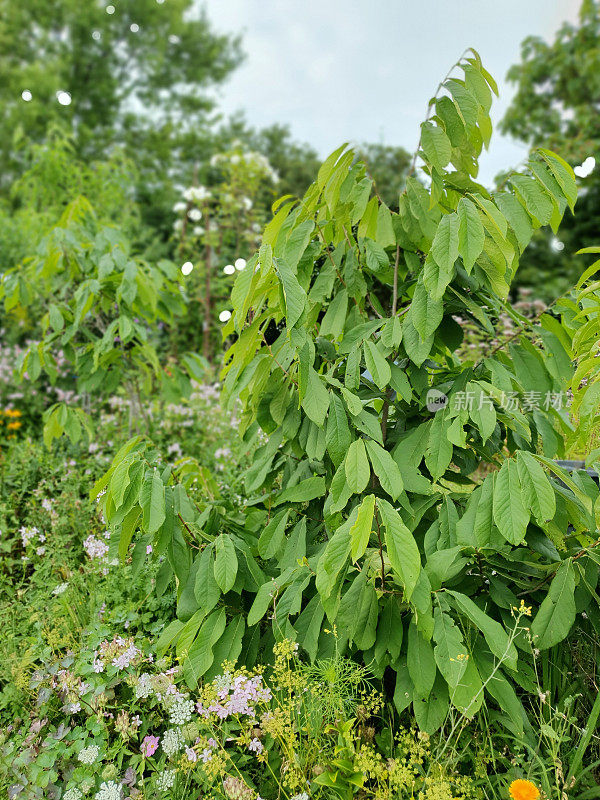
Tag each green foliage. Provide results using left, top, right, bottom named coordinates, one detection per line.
left=94, top=51, right=600, bottom=741
left=563, top=245, right=600, bottom=457
left=0, top=0, right=241, bottom=185
left=0, top=197, right=189, bottom=445
left=171, top=141, right=279, bottom=359
left=0, top=132, right=140, bottom=290
left=500, top=0, right=600, bottom=296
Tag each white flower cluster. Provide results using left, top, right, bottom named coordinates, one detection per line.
left=211, top=149, right=279, bottom=182
left=135, top=672, right=153, bottom=699
left=167, top=694, right=195, bottom=726
left=94, top=781, right=121, bottom=800
left=19, top=525, right=39, bottom=547
left=161, top=727, right=183, bottom=757
left=210, top=148, right=279, bottom=183
left=63, top=789, right=83, bottom=800
left=156, top=769, right=177, bottom=791
left=183, top=185, right=211, bottom=203
left=77, top=744, right=100, bottom=764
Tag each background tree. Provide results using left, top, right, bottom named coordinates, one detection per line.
left=357, top=142, right=411, bottom=209
left=500, top=0, right=600, bottom=297
left=0, top=0, right=242, bottom=233
left=220, top=119, right=412, bottom=215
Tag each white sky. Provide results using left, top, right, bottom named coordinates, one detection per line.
left=202, top=0, right=581, bottom=186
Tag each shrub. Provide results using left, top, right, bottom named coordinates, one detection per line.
left=77, top=52, right=600, bottom=747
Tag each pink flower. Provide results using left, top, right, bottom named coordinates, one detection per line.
left=146, top=545, right=153, bottom=555
left=141, top=735, right=160, bottom=757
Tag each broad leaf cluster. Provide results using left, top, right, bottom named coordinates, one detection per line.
left=96, top=52, right=600, bottom=735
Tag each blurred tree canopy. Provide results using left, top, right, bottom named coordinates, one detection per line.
left=501, top=0, right=599, bottom=297
left=356, top=142, right=411, bottom=209
left=0, top=0, right=412, bottom=257
left=221, top=120, right=411, bottom=211
left=0, top=0, right=242, bottom=237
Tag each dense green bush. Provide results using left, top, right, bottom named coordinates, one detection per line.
left=3, top=27, right=600, bottom=799
left=91, top=52, right=600, bottom=769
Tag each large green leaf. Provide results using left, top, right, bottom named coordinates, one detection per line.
left=365, top=440, right=403, bottom=501
left=493, top=459, right=530, bottom=545
left=274, top=257, right=307, bottom=327
left=430, top=212, right=459, bottom=276
left=433, top=607, right=468, bottom=694
left=363, top=340, right=391, bottom=390
left=326, top=393, right=352, bottom=468
left=407, top=621, right=436, bottom=699
left=274, top=476, right=326, bottom=506
left=516, top=451, right=556, bottom=526
left=425, top=407, right=453, bottom=480
left=315, top=519, right=353, bottom=600
left=345, top=439, right=370, bottom=494
left=183, top=608, right=227, bottom=687
left=301, top=367, right=330, bottom=427
left=213, top=534, right=238, bottom=593
left=378, top=498, right=421, bottom=599
left=420, top=121, right=451, bottom=172
left=258, top=509, right=289, bottom=559
left=531, top=560, right=576, bottom=650
left=457, top=197, right=485, bottom=272
left=140, top=469, right=166, bottom=534
left=194, top=547, right=221, bottom=614
left=350, top=494, right=375, bottom=561
left=411, top=282, right=443, bottom=340
left=510, top=173, right=553, bottom=226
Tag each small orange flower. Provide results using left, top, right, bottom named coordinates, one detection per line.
left=509, top=779, right=540, bottom=800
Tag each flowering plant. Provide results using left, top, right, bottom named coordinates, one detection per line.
left=172, top=141, right=279, bottom=360
left=1, top=635, right=479, bottom=800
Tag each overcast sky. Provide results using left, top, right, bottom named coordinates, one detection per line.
left=202, top=0, right=580, bottom=186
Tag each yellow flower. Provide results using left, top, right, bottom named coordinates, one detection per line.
left=509, top=779, right=540, bottom=800
left=7, top=421, right=22, bottom=430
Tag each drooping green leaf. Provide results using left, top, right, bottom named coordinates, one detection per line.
left=349, top=494, right=375, bottom=561
left=365, top=439, right=403, bottom=501
left=345, top=438, right=370, bottom=494
left=412, top=282, right=443, bottom=340
left=433, top=607, right=468, bottom=694
left=213, top=534, right=238, bottom=594
left=378, top=498, right=421, bottom=599
left=140, top=469, right=166, bottom=534
left=531, top=560, right=576, bottom=650
left=457, top=197, right=485, bottom=272
left=510, top=173, right=554, bottom=226
left=258, top=509, right=290, bottom=559
left=493, top=459, right=530, bottom=545
left=301, top=367, right=330, bottom=427
left=447, top=590, right=517, bottom=670
left=274, top=257, right=307, bottom=328
left=274, top=476, right=326, bottom=506
left=429, top=213, right=459, bottom=283
left=420, top=121, right=452, bottom=172
left=407, top=621, right=436, bottom=699
left=363, top=340, right=391, bottom=390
